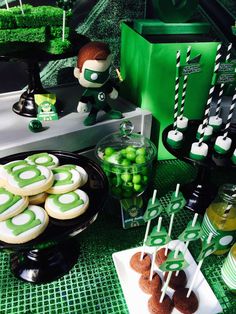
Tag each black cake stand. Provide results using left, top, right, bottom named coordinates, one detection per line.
left=0, top=150, right=108, bottom=284
left=162, top=120, right=236, bottom=215
left=0, top=33, right=89, bottom=117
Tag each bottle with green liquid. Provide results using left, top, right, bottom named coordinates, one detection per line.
left=201, top=184, right=236, bottom=255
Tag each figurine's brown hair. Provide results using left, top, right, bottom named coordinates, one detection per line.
left=77, top=41, right=111, bottom=70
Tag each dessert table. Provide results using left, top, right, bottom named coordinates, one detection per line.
left=0, top=159, right=234, bottom=314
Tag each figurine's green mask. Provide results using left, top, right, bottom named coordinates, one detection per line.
left=84, top=67, right=110, bottom=84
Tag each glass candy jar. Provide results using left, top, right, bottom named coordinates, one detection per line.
left=95, top=121, right=157, bottom=200
left=201, top=184, right=236, bottom=255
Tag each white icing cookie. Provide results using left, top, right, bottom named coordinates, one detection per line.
left=59, top=164, right=88, bottom=187
left=45, top=189, right=89, bottom=220
left=25, top=152, right=59, bottom=169
left=1, top=160, right=29, bottom=183
left=5, top=164, right=54, bottom=196
left=0, top=205, right=49, bottom=244
left=0, top=187, right=29, bottom=221
left=29, top=192, right=48, bottom=205
left=47, top=166, right=82, bottom=194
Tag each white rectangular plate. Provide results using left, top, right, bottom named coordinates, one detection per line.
left=112, top=240, right=222, bottom=314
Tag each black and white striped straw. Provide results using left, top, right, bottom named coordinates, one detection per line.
left=215, top=43, right=232, bottom=117
left=173, top=50, right=181, bottom=131
left=223, top=89, right=236, bottom=139
left=198, top=44, right=222, bottom=146
left=179, top=46, right=191, bottom=119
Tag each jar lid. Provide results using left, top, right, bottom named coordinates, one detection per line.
left=95, top=120, right=157, bottom=168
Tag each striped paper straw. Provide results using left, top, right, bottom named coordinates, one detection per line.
left=4, top=0, right=9, bottom=10
left=179, top=46, right=191, bottom=119
left=173, top=50, right=181, bottom=131
left=198, top=44, right=222, bottom=146
left=223, top=89, right=236, bottom=139
left=215, top=43, right=233, bottom=117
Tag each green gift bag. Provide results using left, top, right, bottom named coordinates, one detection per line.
left=120, top=20, right=220, bottom=159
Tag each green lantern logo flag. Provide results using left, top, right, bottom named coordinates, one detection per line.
left=140, top=190, right=159, bottom=261
left=178, top=219, right=202, bottom=243
left=143, top=196, right=163, bottom=222
left=159, top=247, right=189, bottom=304
left=147, top=216, right=164, bottom=281
left=146, top=226, right=171, bottom=247
left=186, top=233, right=214, bottom=298
left=164, top=184, right=184, bottom=256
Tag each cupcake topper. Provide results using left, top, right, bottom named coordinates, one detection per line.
left=56, top=0, right=76, bottom=41
left=179, top=46, right=191, bottom=119
left=164, top=183, right=186, bottom=255
left=173, top=50, right=181, bottom=132
left=4, top=0, right=9, bottom=10
left=159, top=247, right=189, bottom=303
left=198, top=44, right=222, bottom=146
left=18, top=0, right=24, bottom=14
left=222, top=89, right=236, bottom=140
left=186, top=232, right=214, bottom=298
left=215, top=43, right=233, bottom=118
left=140, top=190, right=163, bottom=260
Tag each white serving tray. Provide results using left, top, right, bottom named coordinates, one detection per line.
left=112, top=240, right=222, bottom=314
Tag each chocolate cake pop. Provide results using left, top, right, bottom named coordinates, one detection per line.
left=139, top=271, right=162, bottom=295
left=164, top=270, right=187, bottom=290
left=155, top=248, right=171, bottom=267
left=173, top=287, right=199, bottom=314
left=148, top=294, right=173, bottom=314
left=130, top=252, right=151, bottom=274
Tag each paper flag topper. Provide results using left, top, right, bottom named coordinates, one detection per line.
left=146, top=226, right=171, bottom=247
left=166, top=191, right=186, bottom=215
left=159, top=251, right=189, bottom=272
left=178, top=220, right=202, bottom=242
left=143, top=198, right=163, bottom=222
left=197, top=239, right=217, bottom=262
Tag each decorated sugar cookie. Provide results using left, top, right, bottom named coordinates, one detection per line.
left=0, top=165, right=5, bottom=187
left=29, top=192, right=48, bottom=205
left=60, top=164, right=88, bottom=186
left=0, top=187, right=29, bottom=221
left=5, top=165, right=54, bottom=196
left=25, top=152, right=59, bottom=169
left=45, top=189, right=89, bottom=220
left=0, top=205, right=49, bottom=244
left=47, top=166, right=82, bottom=194
left=1, top=160, right=29, bottom=182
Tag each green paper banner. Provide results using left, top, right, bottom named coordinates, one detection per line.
left=178, top=220, right=202, bottom=242
left=143, top=198, right=163, bottom=222
left=146, top=226, right=171, bottom=247
left=166, top=191, right=186, bottom=215
left=159, top=250, right=189, bottom=272
left=197, top=239, right=216, bottom=262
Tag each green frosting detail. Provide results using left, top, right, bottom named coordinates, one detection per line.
left=196, top=131, right=211, bottom=142
left=167, top=137, right=182, bottom=149
left=189, top=152, right=206, bottom=161
left=52, top=168, right=73, bottom=187
left=13, top=166, right=46, bottom=188
left=28, top=153, right=55, bottom=167
left=214, top=144, right=228, bottom=155
left=50, top=192, right=84, bottom=212
left=0, top=188, right=21, bottom=214
left=6, top=209, right=41, bottom=236
left=4, top=160, right=28, bottom=173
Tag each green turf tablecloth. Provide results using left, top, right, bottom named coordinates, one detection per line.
left=0, top=160, right=235, bottom=314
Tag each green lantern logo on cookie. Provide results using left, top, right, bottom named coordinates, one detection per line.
left=6, top=208, right=41, bottom=236
left=52, top=168, right=74, bottom=186
left=4, top=160, right=28, bottom=174
left=0, top=188, right=21, bottom=214
left=50, top=192, right=84, bottom=212
left=11, top=165, right=46, bottom=188
left=26, top=153, right=59, bottom=168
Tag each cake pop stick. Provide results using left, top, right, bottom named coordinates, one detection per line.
left=149, top=217, right=162, bottom=281
left=140, top=190, right=162, bottom=260
left=4, top=0, right=9, bottom=10
left=164, top=183, right=180, bottom=256
left=62, top=10, right=66, bottom=41
left=18, top=0, right=24, bottom=14
left=214, top=89, right=236, bottom=154
left=186, top=232, right=214, bottom=298
left=215, top=43, right=232, bottom=118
